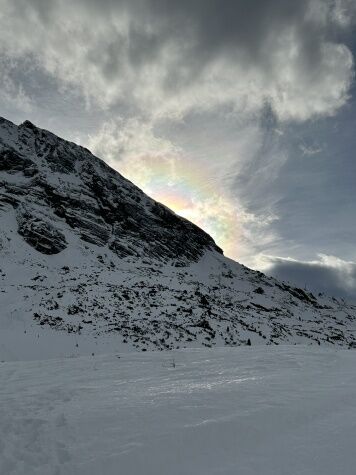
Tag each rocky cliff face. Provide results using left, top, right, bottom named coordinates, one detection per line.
left=0, top=117, right=221, bottom=263
left=1, top=117, right=356, bottom=359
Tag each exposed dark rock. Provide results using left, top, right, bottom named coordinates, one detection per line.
left=109, top=240, right=136, bottom=257
left=0, top=148, right=38, bottom=176
left=254, top=287, right=265, bottom=294
left=64, top=211, right=111, bottom=246
left=17, top=210, right=67, bottom=254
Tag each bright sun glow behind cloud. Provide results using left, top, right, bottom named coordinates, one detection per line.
left=88, top=119, right=241, bottom=259
left=119, top=155, right=239, bottom=259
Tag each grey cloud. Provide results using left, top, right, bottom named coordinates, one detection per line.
left=90, top=0, right=353, bottom=95
left=0, top=0, right=354, bottom=121
left=151, top=0, right=310, bottom=62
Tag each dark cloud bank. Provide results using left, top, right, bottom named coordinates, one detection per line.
left=266, top=255, right=356, bottom=303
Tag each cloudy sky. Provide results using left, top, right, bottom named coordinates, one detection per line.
left=1, top=0, right=356, bottom=299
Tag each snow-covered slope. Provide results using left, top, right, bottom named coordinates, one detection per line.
left=1, top=117, right=356, bottom=360
left=1, top=346, right=356, bottom=475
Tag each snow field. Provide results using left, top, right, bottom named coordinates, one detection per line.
left=1, top=346, right=356, bottom=474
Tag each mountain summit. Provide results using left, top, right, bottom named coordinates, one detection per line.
left=1, top=117, right=355, bottom=360
left=0, top=117, right=221, bottom=262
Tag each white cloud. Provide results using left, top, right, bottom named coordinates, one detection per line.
left=88, top=118, right=180, bottom=169
left=299, top=143, right=323, bottom=155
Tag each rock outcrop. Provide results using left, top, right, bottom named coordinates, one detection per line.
left=0, top=117, right=221, bottom=263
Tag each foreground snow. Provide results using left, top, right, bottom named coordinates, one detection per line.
left=1, top=346, right=356, bottom=475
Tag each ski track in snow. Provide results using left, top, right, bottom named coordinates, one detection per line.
left=1, top=346, right=356, bottom=475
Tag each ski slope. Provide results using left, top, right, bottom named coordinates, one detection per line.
left=1, top=346, right=356, bottom=475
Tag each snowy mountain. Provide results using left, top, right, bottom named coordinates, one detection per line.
left=1, top=116, right=356, bottom=360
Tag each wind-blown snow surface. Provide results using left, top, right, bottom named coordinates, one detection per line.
left=1, top=346, right=356, bottom=475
